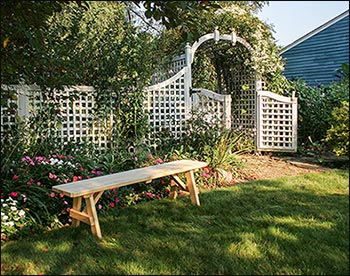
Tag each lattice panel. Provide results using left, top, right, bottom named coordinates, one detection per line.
left=0, top=85, right=112, bottom=150
left=151, top=55, right=186, bottom=85
left=191, top=89, right=231, bottom=128
left=193, top=94, right=224, bottom=125
left=228, top=67, right=257, bottom=132
left=0, top=86, right=19, bottom=134
left=144, top=70, right=187, bottom=139
left=257, top=91, right=297, bottom=152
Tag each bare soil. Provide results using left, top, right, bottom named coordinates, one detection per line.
left=229, top=153, right=348, bottom=184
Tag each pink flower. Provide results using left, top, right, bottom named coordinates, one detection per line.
left=49, top=173, right=57, bottom=179
left=115, top=198, right=120, bottom=203
left=109, top=202, right=115, bottom=208
left=66, top=208, right=71, bottom=212
left=37, top=181, right=41, bottom=186
left=72, top=176, right=78, bottom=182
left=79, top=167, right=84, bottom=172
left=98, top=204, right=102, bottom=209
left=50, top=192, right=55, bottom=198
left=13, top=175, right=19, bottom=179
left=10, top=191, right=18, bottom=197
left=155, top=158, right=163, bottom=163
left=96, top=171, right=102, bottom=176
left=161, top=179, right=166, bottom=185
left=68, top=155, right=73, bottom=159
left=202, top=172, right=210, bottom=178
left=59, top=193, right=64, bottom=198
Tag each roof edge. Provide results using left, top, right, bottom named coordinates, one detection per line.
left=280, top=9, right=349, bottom=54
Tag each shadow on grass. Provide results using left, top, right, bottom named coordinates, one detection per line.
left=1, top=172, right=349, bottom=275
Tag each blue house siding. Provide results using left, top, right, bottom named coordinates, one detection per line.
left=281, top=11, right=349, bottom=87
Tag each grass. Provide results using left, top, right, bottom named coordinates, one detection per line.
left=1, top=169, right=349, bottom=275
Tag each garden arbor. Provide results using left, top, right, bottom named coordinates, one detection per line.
left=1, top=29, right=297, bottom=153
left=144, top=28, right=298, bottom=152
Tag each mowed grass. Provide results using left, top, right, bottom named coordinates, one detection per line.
left=1, top=169, right=349, bottom=275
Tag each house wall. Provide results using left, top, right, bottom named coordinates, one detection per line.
left=281, top=13, right=349, bottom=87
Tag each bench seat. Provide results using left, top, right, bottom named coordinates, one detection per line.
left=52, top=159, right=207, bottom=238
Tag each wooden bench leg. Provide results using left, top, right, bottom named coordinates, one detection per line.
left=84, top=194, right=102, bottom=239
left=169, top=178, right=178, bottom=199
left=71, top=197, right=82, bottom=228
left=185, top=170, right=200, bottom=206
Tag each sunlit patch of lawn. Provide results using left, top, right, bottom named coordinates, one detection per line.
left=1, top=169, right=348, bottom=275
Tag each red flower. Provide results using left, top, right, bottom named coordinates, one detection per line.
left=109, top=202, right=115, bottom=208
left=13, top=175, right=19, bottom=179
left=10, top=191, right=18, bottom=197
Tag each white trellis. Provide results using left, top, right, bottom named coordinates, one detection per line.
left=1, top=85, right=112, bottom=149
left=1, top=29, right=298, bottom=153
left=144, top=28, right=298, bottom=152
left=257, top=91, right=298, bottom=151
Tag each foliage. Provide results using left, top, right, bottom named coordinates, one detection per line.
left=325, top=101, right=349, bottom=157
left=1, top=196, right=28, bottom=242
left=1, top=2, right=159, bottom=161
left=152, top=1, right=283, bottom=92
left=287, top=77, right=349, bottom=149
left=128, top=1, right=222, bottom=41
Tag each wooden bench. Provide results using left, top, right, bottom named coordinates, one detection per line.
left=52, top=159, right=208, bottom=239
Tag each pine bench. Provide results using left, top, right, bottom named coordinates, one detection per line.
left=52, top=159, right=208, bottom=239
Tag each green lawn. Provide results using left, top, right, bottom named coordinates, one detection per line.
left=1, top=169, right=349, bottom=275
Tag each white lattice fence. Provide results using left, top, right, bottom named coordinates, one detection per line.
left=257, top=90, right=298, bottom=152
left=191, top=88, right=231, bottom=128
left=1, top=85, right=112, bottom=149
left=228, top=67, right=257, bottom=132
left=144, top=68, right=190, bottom=139
left=151, top=54, right=186, bottom=85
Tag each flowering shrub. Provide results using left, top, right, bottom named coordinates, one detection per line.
left=1, top=153, right=102, bottom=241
left=1, top=196, right=28, bottom=242
left=1, top=151, right=209, bottom=241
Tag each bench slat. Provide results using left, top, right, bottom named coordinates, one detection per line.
left=52, top=160, right=207, bottom=198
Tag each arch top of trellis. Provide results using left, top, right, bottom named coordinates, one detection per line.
left=186, top=27, right=253, bottom=65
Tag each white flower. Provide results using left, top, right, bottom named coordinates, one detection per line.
left=18, top=210, right=25, bottom=217
left=10, top=206, right=17, bottom=211
left=2, top=215, right=9, bottom=220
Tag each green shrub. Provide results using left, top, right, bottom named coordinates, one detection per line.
left=325, top=101, right=349, bottom=157
left=289, top=78, right=349, bottom=150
